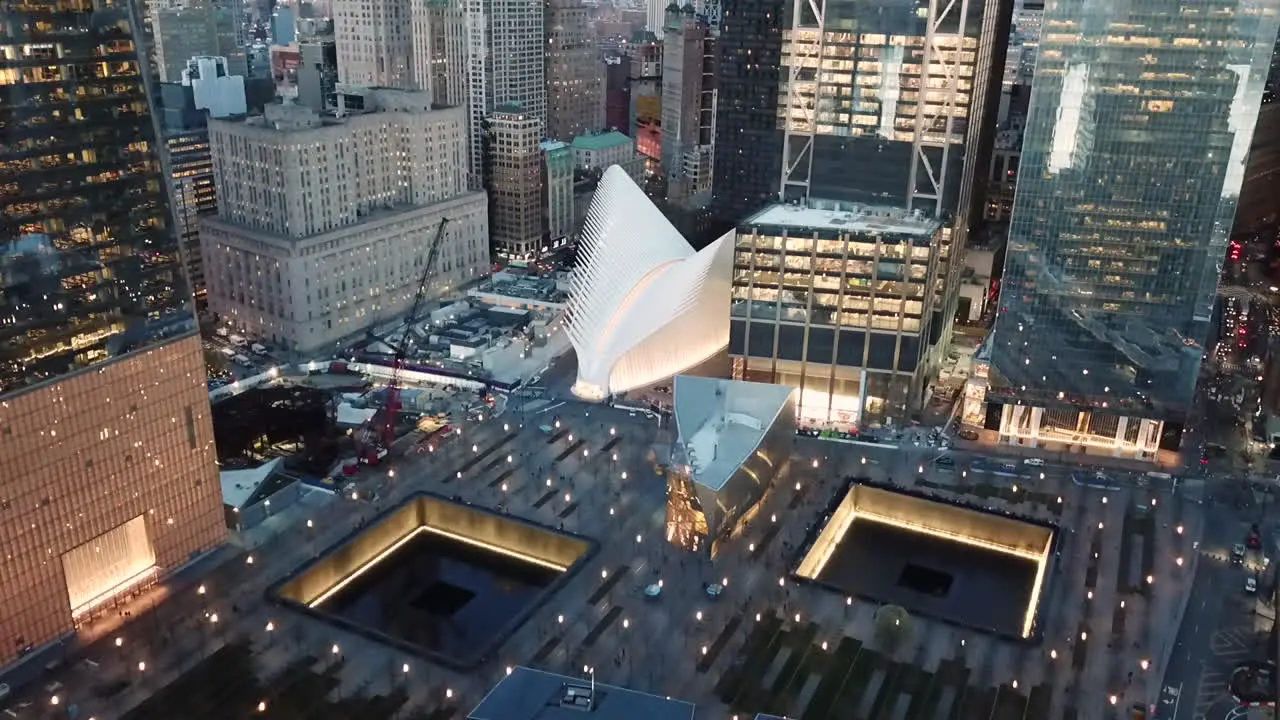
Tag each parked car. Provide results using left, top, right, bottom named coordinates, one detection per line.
left=1024, top=458, right=1045, bottom=467
left=935, top=456, right=954, bottom=467
left=1245, top=576, right=1257, bottom=593
left=958, top=429, right=980, bottom=441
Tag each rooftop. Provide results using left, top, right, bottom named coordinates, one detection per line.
left=467, top=666, right=696, bottom=720
left=673, top=376, right=795, bottom=492
left=743, top=202, right=942, bottom=238
left=571, top=131, right=632, bottom=152
left=219, top=457, right=283, bottom=509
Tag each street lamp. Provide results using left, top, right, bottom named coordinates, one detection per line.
left=621, top=471, right=628, bottom=480
left=403, top=663, right=411, bottom=674
left=1176, top=525, right=1184, bottom=535
left=50, top=696, right=59, bottom=706
left=445, top=689, right=454, bottom=699
left=1140, top=659, right=1150, bottom=671
left=812, top=459, right=819, bottom=469
left=506, top=666, right=513, bottom=675
left=138, top=661, right=146, bottom=672
left=610, top=427, right=616, bottom=436
left=115, top=637, right=124, bottom=647
left=197, top=585, right=207, bottom=596
left=257, top=701, right=267, bottom=713
left=265, top=621, right=275, bottom=632
left=246, top=555, right=254, bottom=565
left=331, top=644, right=341, bottom=655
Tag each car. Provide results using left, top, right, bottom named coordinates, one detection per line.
left=935, top=456, right=954, bottom=466
left=1245, top=576, right=1257, bottom=593
left=1024, top=458, right=1045, bottom=467
left=1232, top=543, right=1247, bottom=565
left=958, top=429, right=980, bottom=441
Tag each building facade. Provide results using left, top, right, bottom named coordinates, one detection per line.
left=708, top=0, right=783, bottom=226
left=777, top=0, right=1011, bottom=378
left=202, top=93, right=489, bottom=351
left=152, top=0, right=246, bottom=82
left=297, top=37, right=339, bottom=112
left=0, top=1, right=226, bottom=667
left=661, top=5, right=716, bottom=208
left=413, top=0, right=468, bottom=107
left=334, top=0, right=413, bottom=87
left=542, top=140, right=576, bottom=246
left=546, top=0, right=604, bottom=142
left=464, top=0, right=547, bottom=179
left=985, top=0, right=1280, bottom=458
left=730, top=203, right=944, bottom=428
left=487, top=106, right=545, bottom=259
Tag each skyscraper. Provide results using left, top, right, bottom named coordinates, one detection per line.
left=465, top=0, right=548, bottom=176
left=0, top=0, right=226, bottom=666
left=661, top=4, right=717, bottom=208
left=709, top=0, right=784, bottom=225
left=487, top=105, right=545, bottom=258
left=546, top=0, right=604, bottom=142
left=985, top=0, right=1280, bottom=459
left=723, top=0, right=1011, bottom=426
left=335, top=0, right=413, bottom=87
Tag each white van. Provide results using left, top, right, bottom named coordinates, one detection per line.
left=215, top=327, right=230, bottom=337
left=219, top=347, right=236, bottom=358
left=250, top=343, right=268, bottom=356
left=228, top=334, right=248, bottom=347
left=1024, top=458, right=1045, bottom=467
left=233, top=354, right=253, bottom=367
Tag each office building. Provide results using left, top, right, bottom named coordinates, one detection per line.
left=604, top=54, right=631, bottom=133
left=297, top=37, right=339, bottom=111
left=730, top=202, right=945, bottom=426
left=571, top=130, right=641, bottom=175
left=334, top=0, right=412, bottom=87
left=984, top=0, right=1280, bottom=459
left=0, top=3, right=226, bottom=667
left=542, top=141, right=576, bottom=248
left=647, top=0, right=665, bottom=34
left=724, top=0, right=1012, bottom=420
left=464, top=0, right=548, bottom=179
left=546, top=0, right=604, bottom=142
left=413, top=0, right=468, bottom=107
left=153, top=1, right=246, bottom=82
left=487, top=106, right=545, bottom=259
left=707, top=0, right=783, bottom=226
left=661, top=4, right=716, bottom=207
left=201, top=91, right=489, bottom=352
left=273, top=5, right=297, bottom=45
left=158, top=57, right=248, bottom=301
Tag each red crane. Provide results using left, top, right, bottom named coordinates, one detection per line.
left=361, top=217, right=450, bottom=464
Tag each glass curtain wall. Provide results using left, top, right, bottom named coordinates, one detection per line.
left=990, top=0, right=1280, bottom=421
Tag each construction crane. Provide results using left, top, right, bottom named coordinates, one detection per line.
left=360, top=217, right=450, bottom=464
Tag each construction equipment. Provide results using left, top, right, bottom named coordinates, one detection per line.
left=359, top=217, right=450, bottom=464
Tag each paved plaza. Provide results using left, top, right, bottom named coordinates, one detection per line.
left=6, top=398, right=1205, bottom=720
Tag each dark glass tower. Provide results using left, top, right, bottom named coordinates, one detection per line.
left=987, top=0, right=1280, bottom=454
left=1, top=0, right=197, bottom=394
left=709, top=0, right=785, bottom=225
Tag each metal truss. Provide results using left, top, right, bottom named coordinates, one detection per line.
left=906, top=0, right=970, bottom=216
left=777, top=0, right=825, bottom=201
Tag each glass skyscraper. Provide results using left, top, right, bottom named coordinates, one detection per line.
left=0, top=0, right=225, bottom=668
left=987, top=0, right=1280, bottom=456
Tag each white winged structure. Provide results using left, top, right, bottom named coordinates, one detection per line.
left=567, top=165, right=734, bottom=401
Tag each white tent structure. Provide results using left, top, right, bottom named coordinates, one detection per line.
left=566, top=165, right=734, bottom=401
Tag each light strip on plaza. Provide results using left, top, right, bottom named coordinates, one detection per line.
left=420, top=525, right=569, bottom=572
left=851, top=511, right=1047, bottom=562
left=1021, top=537, right=1053, bottom=639
left=309, top=528, right=423, bottom=608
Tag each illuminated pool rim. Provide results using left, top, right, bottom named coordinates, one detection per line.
left=266, top=491, right=599, bottom=670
